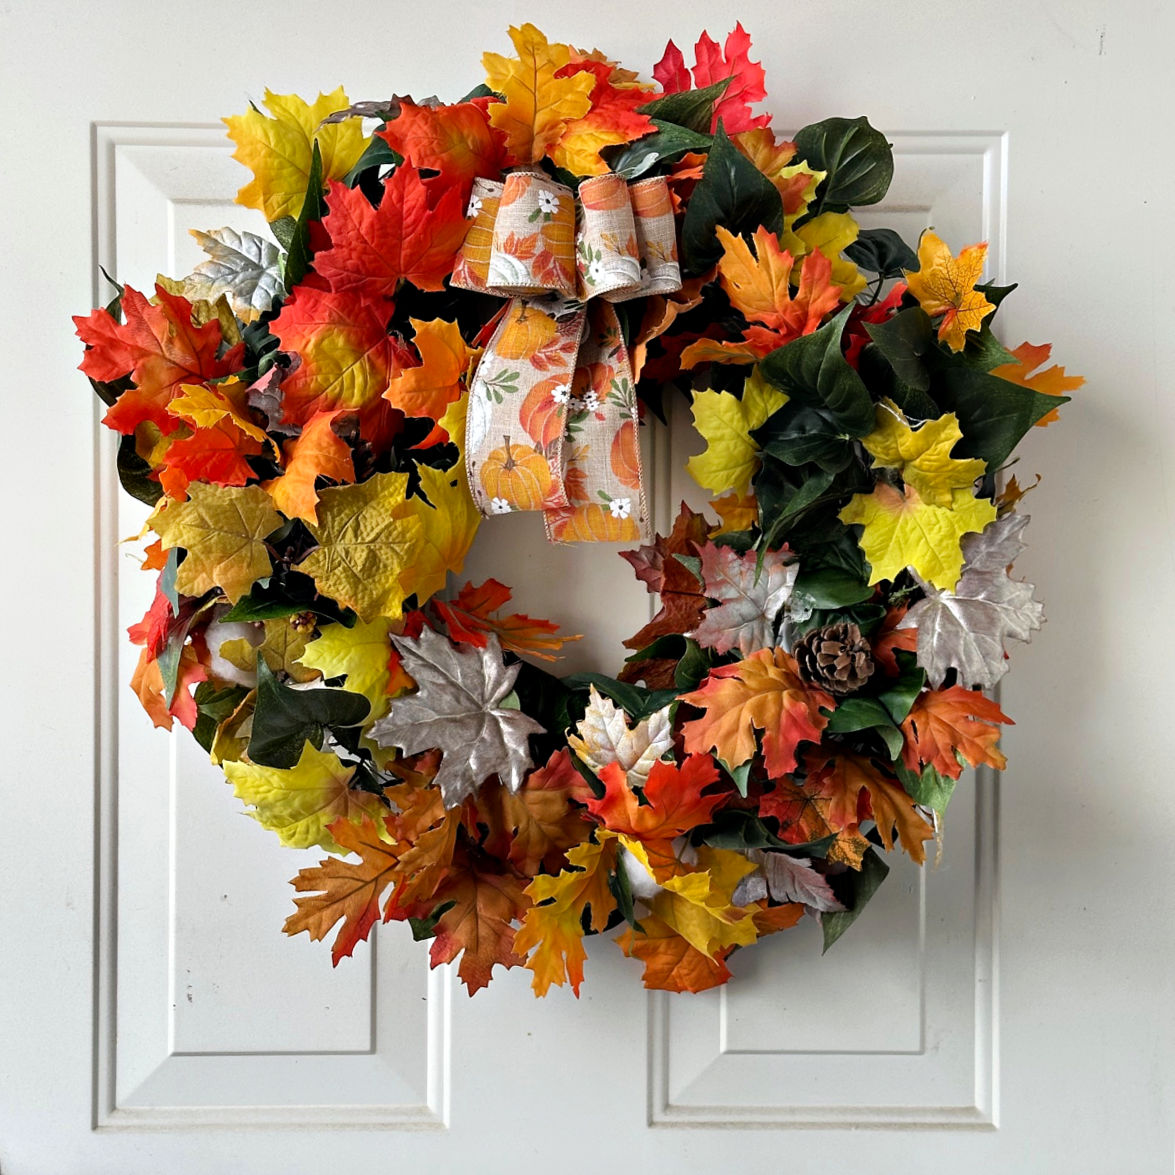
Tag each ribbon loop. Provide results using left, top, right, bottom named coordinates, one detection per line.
left=455, top=172, right=681, bottom=543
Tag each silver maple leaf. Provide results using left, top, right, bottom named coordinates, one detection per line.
left=732, top=850, right=844, bottom=913
left=369, top=629, right=544, bottom=809
left=688, top=542, right=798, bottom=657
left=181, top=227, right=286, bottom=315
left=900, top=512, right=1044, bottom=689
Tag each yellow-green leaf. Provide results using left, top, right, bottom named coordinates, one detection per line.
left=223, top=740, right=387, bottom=851
left=685, top=369, right=788, bottom=495
left=223, top=88, right=370, bottom=222
left=839, top=483, right=997, bottom=591
left=862, top=400, right=986, bottom=507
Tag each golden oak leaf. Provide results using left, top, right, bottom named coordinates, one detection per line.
left=900, top=685, right=1011, bottom=780
left=780, top=211, right=867, bottom=300
left=478, top=749, right=591, bottom=876
left=298, top=617, right=395, bottom=722
left=427, top=856, right=533, bottom=995
left=996, top=472, right=1042, bottom=513
left=680, top=647, right=835, bottom=778
left=904, top=230, right=995, bottom=351
left=223, top=88, right=370, bottom=222
left=617, top=912, right=734, bottom=993
left=384, top=319, right=474, bottom=431
left=151, top=482, right=281, bottom=602
left=806, top=752, right=934, bottom=864
left=297, top=472, right=423, bottom=622
left=839, top=483, right=997, bottom=591
left=514, top=834, right=618, bottom=997
left=862, top=400, right=986, bottom=507
left=265, top=409, right=356, bottom=523
left=482, top=24, right=596, bottom=165
left=685, top=368, right=788, bottom=495
left=284, top=815, right=400, bottom=964
left=223, top=740, right=388, bottom=851
left=218, top=616, right=320, bottom=683
left=991, top=341, right=1083, bottom=427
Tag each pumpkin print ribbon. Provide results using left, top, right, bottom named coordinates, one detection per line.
left=452, top=171, right=681, bottom=542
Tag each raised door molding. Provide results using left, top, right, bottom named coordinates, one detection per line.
left=91, top=124, right=449, bottom=1130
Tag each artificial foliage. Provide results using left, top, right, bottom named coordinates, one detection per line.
left=75, top=23, right=1077, bottom=996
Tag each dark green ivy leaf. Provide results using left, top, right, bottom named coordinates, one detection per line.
left=822, top=846, right=890, bottom=952
left=637, top=77, right=731, bottom=133
left=794, top=116, right=894, bottom=213
left=116, top=433, right=162, bottom=506
left=681, top=123, right=783, bottom=274
left=604, top=119, right=713, bottom=179
left=845, top=227, right=917, bottom=277
left=281, top=140, right=326, bottom=289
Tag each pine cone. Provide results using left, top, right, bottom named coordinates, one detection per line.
left=794, top=621, right=874, bottom=695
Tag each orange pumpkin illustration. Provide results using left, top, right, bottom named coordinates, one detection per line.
left=610, top=421, right=641, bottom=488
left=551, top=503, right=639, bottom=543
left=579, top=174, right=630, bottom=212
left=519, top=377, right=567, bottom=447
left=452, top=194, right=500, bottom=289
left=494, top=304, right=557, bottom=361
left=479, top=436, right=553, bottom=510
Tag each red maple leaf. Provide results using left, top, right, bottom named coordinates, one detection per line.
left=431, top=578, right=578, bottom=662
left=74, top=284, right=243, bottom=435
left=313, top=168, right=468, bottom=297
left=379, top=100, right=504, bottom=192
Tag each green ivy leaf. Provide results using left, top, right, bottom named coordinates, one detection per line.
left=822, top=846, right=890, bottom=952
left=896, top=761, right=957, bottom=815
left=281, top=141, right=325, bottom=289
left=192, top=682, right=249, bottom=753
left=604, top=119, right=713, bottom=179
left=792, top=566, right=874, bottom=609
left=876, top=650, right=926, bottom=725
left=637, top=78, right=731, bottom=133
left=681, top=124, right=783, bottom=274
left=248, top=658, right=370, bottom=769
left=116, top=433, right=162, bottom=506
left=795, top=116, right=894, bottom=213
left=845, top=227, right=917, bottom=276
left=824, top=698, right=904, bottom=760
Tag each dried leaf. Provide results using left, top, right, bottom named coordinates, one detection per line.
left=370, top=628, right=544, bottom=808
left=735, top=849, right=844, bottom=913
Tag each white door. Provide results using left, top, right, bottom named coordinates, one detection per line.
left=3, top=2, right=1172, bottom=1172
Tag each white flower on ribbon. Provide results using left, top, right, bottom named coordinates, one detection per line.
left=537, top=189, right=561, bottom=215
left=587, top=258, right=605, bottom=284
left=466, top=194, right=483, bottom=218
left=490, top=497, right=512, bottom=515
left=551, top=382, right=571, bottom=405
left=569, top=395, right=586, bottom=413
left=609, top=498, right=632, bottom=520
left=581, top=390, right=600, bottom=411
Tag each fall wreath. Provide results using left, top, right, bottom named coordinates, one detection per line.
left=75, top=24, right=1078, bottom=995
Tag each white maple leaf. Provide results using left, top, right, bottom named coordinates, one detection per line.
left=732, top=850, right=843, bottom=912
left=369, top=629, right=544, bottom=809
left=688, top=542, right=798, bottom=657
left=181, top=227, right=286, bottom=315
left=566, top=686, right=673, bottom=789
left=900, top=512, right=1044, bottom=688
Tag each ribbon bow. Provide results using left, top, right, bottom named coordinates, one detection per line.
left=452, top=171, right=681, bottom=543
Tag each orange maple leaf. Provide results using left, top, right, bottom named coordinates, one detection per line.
left=284, top=815, right=400, bottom=965
left=680, top=647, right=835, bottom=778
left=156, top=417, right=264, bottom=500
left=378, top=100, right=503, bottom=190
left=991, top=341, right=1083, bottom=427
left=584, top=757, right=727, bottom=841
left=431, top=578, right=580, bottom=662
left=74, top=284, right=243, bottom=435
left=265, top=409, right=356, bottom=523
left=617, top=913, right=734, bottom=993
left=129, top=642, right=207, bottom=732
left=872, top=603, right=919, bottom=676
left=904, top=231, right=994, bottom=352
left=384, top=318, right=473, bottom=431
left=901, top=685, right=1012, bottom=780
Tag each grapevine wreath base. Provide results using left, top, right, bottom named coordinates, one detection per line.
left=75, top=24, right=1078, bottom=995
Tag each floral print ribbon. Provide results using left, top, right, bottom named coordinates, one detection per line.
left=452, top=171, right=681, bottom=542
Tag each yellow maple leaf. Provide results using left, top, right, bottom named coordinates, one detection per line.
left=838, top=483, right=997, bottom=591
left=781, top=211, right=867, bottom=300
left=515, top=834, right=617, bottom=997
left=223, top=88, right=370, bottom=222
left=904, top=230, right=995, bottom=351
left=686, top=369, right=788, bottom=495
left=223, top=740, right=386, bottom=851
left=710, top=492, right=759, bottom=533
left=862, top=400, right=986, bottom=507
left=168, top=380, right=275, bottom=454
left=482, top=24, right=595, bottom=165
left=297, top=472, right=423, bottom=623
left=402, top=465, right=481, bottom=608
left=151, top=482, right=281, bottom=603
left=218, top=616, right=320, bottom=683
left=298, top=617, right=395, bottom=723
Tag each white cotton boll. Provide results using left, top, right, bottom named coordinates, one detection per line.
left=204, top=618, right=262, bottom=688
left=619, top=844, right=663, bottom=902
